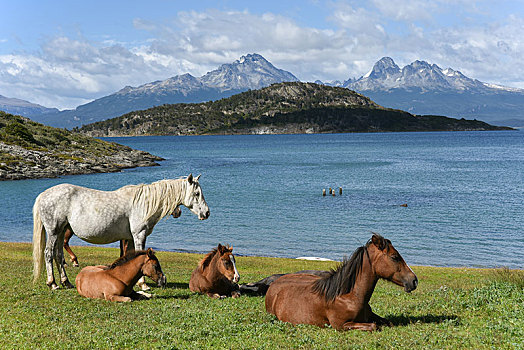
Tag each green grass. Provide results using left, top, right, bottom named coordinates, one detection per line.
left=0, top=242, right=522, bottom=349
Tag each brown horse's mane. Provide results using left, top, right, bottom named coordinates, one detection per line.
left=199, top=245, right=231, bottom=271
left=312, top=234, right=391, bottom=302
left=108, top=250, right=150, bottom=269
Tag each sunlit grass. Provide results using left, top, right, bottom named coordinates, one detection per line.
left=0, top=242, right=521, bottom=349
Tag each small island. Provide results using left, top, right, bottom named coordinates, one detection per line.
left=0, top=111, right=162, bottom=180
left=78, top=82, right=512, bottom=137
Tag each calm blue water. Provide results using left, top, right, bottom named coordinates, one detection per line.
left=1, top=131, right=522, bottom=268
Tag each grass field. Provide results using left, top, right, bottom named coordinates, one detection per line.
left=0, top=242, right=522, bottom=349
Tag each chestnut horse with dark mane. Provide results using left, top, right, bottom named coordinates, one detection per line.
left=76, top=248, right=166, bottom=302
left=189, top=244, right=240, bottom=298
left=265, top=234, right=418, bottom=331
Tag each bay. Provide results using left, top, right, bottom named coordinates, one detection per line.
left=1, top=131, right=522, bottom=268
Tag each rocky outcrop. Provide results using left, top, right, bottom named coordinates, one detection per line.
left=0, top=142, right=162, bottom=181
left=0, top=111, right=163, bottom=181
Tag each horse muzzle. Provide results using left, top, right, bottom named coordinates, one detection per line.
left=199, top=210, right=210, bottom=220
left=404, top=276, right=418, bottom=293
left=158, top=274, right=167, bottom=288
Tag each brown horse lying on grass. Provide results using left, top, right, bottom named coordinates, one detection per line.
left=189, top=244, right=240, bottom=298
left=76, top=248, right=166, bottom=302
left=265, top=233, right=418, bottom=331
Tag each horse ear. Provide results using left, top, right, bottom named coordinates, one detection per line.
left=217, top=244, right=226, bottom=254
left=228, top=245, right=233, bottom=253
left=195, top=174, right=201, bottom=182
left=146, top=248, right=154, bottom=257
left=187, top=173, right=194, bottom=184
left=371, top=233, right=386, bottom=251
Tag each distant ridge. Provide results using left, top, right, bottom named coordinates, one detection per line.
left=331, top=57, right=524, bottom=126
left=0, top=95, right=58, bottom=119
left=79, top=82, right=511, bottom=137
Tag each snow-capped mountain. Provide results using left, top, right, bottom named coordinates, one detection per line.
left=0, top=95, right=58, bottom=118
left=200, top=53, right=298, bottom=90
left=30, top=54, right=298, bottom=128
left=347, top=57, right=489, bottom=92
left=341, top=57, right=524, bottom=126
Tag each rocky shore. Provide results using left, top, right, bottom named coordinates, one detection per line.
left=0, top=142, right=162, bottom=181
left=0, top=111, right=164, bottom=181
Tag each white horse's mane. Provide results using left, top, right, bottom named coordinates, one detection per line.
left=126, top=179, right=187, bottom=223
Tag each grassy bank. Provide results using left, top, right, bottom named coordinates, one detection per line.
left=0, top=242, right=522, bottom=349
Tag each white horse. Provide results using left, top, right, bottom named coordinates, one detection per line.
left=33, top=174, right=210, bottom=290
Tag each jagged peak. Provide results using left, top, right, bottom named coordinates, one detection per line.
left=403, top=60, right=443, bottom=74
left=218, top=53, right=276, bottom=72
left=201, top=53, right=298, bottom=90
left=165, top=73, right=199, bottom=83
left=376, top=57, right=398, bottom=67
left=238, top=53, right=266, bottom=64
left=363, top=57, right=401, bottom=80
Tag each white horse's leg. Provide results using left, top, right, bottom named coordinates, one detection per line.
left=44, top=233, right=59, bottom=289
left=133, top=230, right=150, bottom=291
left=53, top=230, right=73, bottom=289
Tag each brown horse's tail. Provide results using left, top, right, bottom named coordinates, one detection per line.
left=32, top=195, right=46, bottom=283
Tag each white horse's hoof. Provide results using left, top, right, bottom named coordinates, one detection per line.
left=136, top=291, right=152, bottom=299
left=138, top=283, right=151, bottom=291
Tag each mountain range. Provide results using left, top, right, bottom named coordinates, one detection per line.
left=1, top=54, right=523, bottom=128
left=337, top=57, right=524, bottom=126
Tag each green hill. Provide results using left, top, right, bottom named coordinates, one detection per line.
left=0, top=111, right=161, bottom=180
left=79, top=82, right=511, bottom=136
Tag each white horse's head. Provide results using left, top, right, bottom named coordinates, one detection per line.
left=183, top=174, right=210, bottom=220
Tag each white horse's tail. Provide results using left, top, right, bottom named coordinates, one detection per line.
left=32, top=195, right=46, bottom=283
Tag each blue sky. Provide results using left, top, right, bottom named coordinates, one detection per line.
left=1, top=0, right=524, bottom=109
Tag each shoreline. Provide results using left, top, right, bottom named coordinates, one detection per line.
left=5, top=241, right=521, bottom=271
left=91, top=127, right=517, bottom=138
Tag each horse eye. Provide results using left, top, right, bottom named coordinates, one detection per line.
left=391, top=255, right=402, bottom=262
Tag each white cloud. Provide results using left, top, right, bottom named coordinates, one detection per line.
left=1, top=5, right=524, bottom=110
left=371, top=0, right=437, bottom=22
